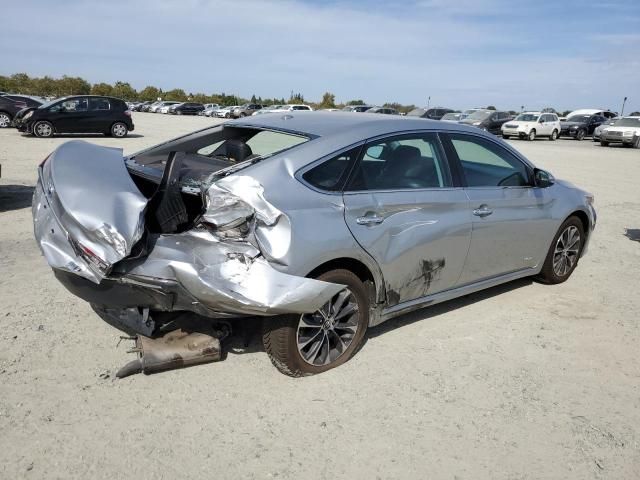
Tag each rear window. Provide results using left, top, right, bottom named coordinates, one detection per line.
left=196, top=129, right=309, bottom=157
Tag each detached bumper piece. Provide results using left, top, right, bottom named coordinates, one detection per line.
left=116, top=322, right=228, bottom=378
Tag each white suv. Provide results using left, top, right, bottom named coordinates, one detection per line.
left=600, top=116, right=640, bottom=148
left=501, top=112, right=561, bottom=141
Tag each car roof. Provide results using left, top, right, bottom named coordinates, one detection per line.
left=226, top=110, right=482, bottom=139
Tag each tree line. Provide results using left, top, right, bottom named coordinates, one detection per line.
left=0, top=72, right=419, bottom=112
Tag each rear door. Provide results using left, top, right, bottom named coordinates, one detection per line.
left=88, top=97, right=112, bottom=132
left=342, top=132, right=471, bottom=307
left=442, top=132, right=556, bottom=284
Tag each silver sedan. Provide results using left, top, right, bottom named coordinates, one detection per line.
left=32, top=113, right=596, bottom=376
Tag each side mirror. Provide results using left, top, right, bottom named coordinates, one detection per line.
left=534, top=168, right=554, bottom=188
left=539, top=118, right=545, bottom=123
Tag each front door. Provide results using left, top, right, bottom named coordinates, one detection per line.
left=53, top=97, right=92, bottom=133
left=342, top=132, right=472, bottom=307
left=442, top=132, right=556, bottom=285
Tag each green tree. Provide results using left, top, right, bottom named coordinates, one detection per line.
left=165, top=88, right=187, bottom=101
left=347, top=99, right=365, bottom=105
left=319, top=92, right=336, bottom=109
left=486, top=105, right=496, bottom=110
left=91, top=82, right=114, bottom=96
left=139, top=86, right=161, bottom=101
left=111, top=81, right=137, bottom=100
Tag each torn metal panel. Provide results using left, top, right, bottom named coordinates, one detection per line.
left=34, top=141, right=147, bottom=282
left=120, top=231, right=345, bottom=316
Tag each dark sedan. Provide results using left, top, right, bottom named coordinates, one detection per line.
left=170, top=102, right=205, bottom=115
left=407, top=107, right=455, bottom=120
left=15, top=95, right=134, bottom=138
left=0, top=94, right=43, bottom=128
left=459, top=109, right=512, bottom=134
left=559, top=114, right=606, bottom=140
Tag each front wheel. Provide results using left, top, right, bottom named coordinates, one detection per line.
left=262, top=269, right=369, bottom=377
left=550, top=129, right=558, bottom=141
left=576, top=129, right=585, bottom=141
left=600, top=140, right=609, bottom=147
left=537, top=217, right=585, bottom=284
left=110, top=122, right=128, bottom=138
left=0, top=112, right=12, bottom=128
left=33, top=121, right=54, bottom=138
left=502, top=134, right=510, bottom=139
left=528, top=129, right=536, bottom=141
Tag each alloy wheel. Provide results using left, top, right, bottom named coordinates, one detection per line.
left=0, top=113, right=11, bottom=128
left=35, top=122, right=53, bottom=137
left=553, top=226, right=581, bottom=277
left=112, top=123, right=127, bottom=137
left=296, top=289, right=359, bottom=366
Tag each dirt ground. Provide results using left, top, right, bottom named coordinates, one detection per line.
left=1, top=113, right=639, bottom=480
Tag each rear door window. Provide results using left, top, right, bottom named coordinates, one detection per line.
left=89, top=98, right=110, bottom=111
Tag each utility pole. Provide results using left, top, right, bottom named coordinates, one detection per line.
left=427, top=96, right=430, bottom=108
left=621, top=97, right=628, bottom=116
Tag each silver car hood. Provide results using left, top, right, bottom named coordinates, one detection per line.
left=33, top=141, right=344, bottom=316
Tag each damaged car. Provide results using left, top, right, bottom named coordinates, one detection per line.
left=32, top=112, right=596, bottom=377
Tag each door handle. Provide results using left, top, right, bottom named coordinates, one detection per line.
left=356, top=215, right=384, bottom=225
left=472, top=206, right=493, bottom=217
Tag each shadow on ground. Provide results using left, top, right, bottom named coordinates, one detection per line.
left=625, top=229, right=640, bottom=242
left=18, top=133, right=144, bottom=139
left=0, top=184, right=35, bottom=212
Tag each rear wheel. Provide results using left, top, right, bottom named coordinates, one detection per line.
left=550, top=129, right=558, bottom=141
left=262, top=269, right=369, bottom=377
left=110, top=122, right=128, bottom=138
left=33, top=121, right=54, bottom=138
left=528, top=129, right=536, bottom=141
left=537, top=217, right=585, bottom=284
left=0, top=112, right=12, bottom=128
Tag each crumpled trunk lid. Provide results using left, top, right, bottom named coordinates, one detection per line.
left=33, top=141, right=147, bottom=283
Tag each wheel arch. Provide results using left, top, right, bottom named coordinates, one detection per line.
left=306, top=257, right=384, bottom=305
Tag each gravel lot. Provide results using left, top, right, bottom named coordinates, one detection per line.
left=1, top=113, right=639, bottom=479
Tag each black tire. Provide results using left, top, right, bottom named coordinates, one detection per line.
left=0, top=111, right=12, bottom=128
left=600, top=140, right=609, bottom=147
left=576, top=129, right=585, bottom=141
left=634, top=136, right=640, bottom=148
left=537, top=216, right=585, bottom=285
left=528, top=129, right=536, bottom=141
left=33, top=120, right=54, bottom=138
left=110, top=122, right=128, bottom=138
left=502, top=134, right=510, bottom=139
left=550, top=129, right=558, bottom=141
left=262, top=269, right=370, bottom=377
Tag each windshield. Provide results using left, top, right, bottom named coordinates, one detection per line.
left=567, top=115, right=590, bottom=123
left=515, top=114, right=540, bottom=122
left=466, top=110, right=492, bottom=120
left=614, top=117, right=640, bottom=128
left=38, top=98, right=65, bottom=109
left=441, top=113, right=460, bottom=120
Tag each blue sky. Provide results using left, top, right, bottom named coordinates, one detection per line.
left=1, top=0, right=639, bottom=111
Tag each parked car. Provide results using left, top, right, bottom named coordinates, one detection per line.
left=203, top=105, right=222, bottom=117
left=559, top=113, right=606, bottom=140
left=231, top=103, right=263, bottom=118
left=0, top=94, right=44, bottom=128
left=342, top=105, right=373, bottom=112
left=592, top=117, right=620, bottom=142
left=215, top=106, right=239, bottom=118
left=150, top=101, right=180, bottom=113
left=140, top=101, right=160, bottom=112
left=459, top=109, right=512, bottom=134
left=440, top=112, right=463, bottom=122
left=501, top=112, right=561, bottom=141
left=459, top=108, right=482, bottom=121
left=407, top=107, right=455, bottom=120
left=252, top=105, right=285, bottom=115
left=170, top=102, right=205, bottom=115
left=199, top=104, right=219, bottom=116
left=15, top=95, right=134, bottom=138
left=160, top=102, right=182, bottom=114
left=365, top=107, right=399, bottom=115
left=599, top=116, right=640, bottom=148
left=566, top=109, right=617, bottom=120
left=32, top=113, right=595, bottom=376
